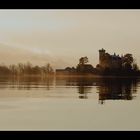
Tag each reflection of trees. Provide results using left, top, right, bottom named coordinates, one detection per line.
left=76, top=78, right=93, bottom=99
left=61, top=77, right=93, bottom=99
left=56, top=77, right=93, bottom=99
left=57, top=77, right=139, bottom=102
left=75, top=77, right=138, bottom=101
left=97, top=78, right=138, bottom=104
left=18, top=77, right=54, bottom=90
left=0, top=76, right=54, bottom=90
left=1, top=76, right=138, bottom=102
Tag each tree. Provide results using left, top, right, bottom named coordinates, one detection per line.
left=133, top=63, right=139, bottom=71
left=9, top=64, right=17, bottom=75
left=79, top=56, right=88, bottom=65
left=122, top=54, right=134, bottom=70
left=17, top=63, right=24, bottom=75
left=44, top=63, right=54, bottom=75
left=32, top=66, right=41, bottom=75
left=24, top=62, right=32, bottom=75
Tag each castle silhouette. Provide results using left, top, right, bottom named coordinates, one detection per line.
left=98, top=48, right=122, bottom=70
left=56, top=49, right=140, bottom=76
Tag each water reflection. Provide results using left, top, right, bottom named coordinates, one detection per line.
left=0, top=76, right=139, bottom=104
left=97, top=78, right=138, bottom=104
left=0, top=76, right=54, bottom=90
left=59, top=77, right=139, bottom=104
left=76, top=78, right=93, bottom=99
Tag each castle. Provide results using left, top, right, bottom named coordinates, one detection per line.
left=55, top=48, right=139, bottom=76
left=98, top=48, right=123, bottom=70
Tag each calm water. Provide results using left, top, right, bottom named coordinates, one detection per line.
left=0, top=76, right=139, bottom=103
left=0, top=76, right=140, bottom=130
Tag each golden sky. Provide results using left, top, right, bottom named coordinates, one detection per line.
left=0, top=10, right=140, bottom=69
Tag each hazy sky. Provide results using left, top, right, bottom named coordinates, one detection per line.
left=0, top=10, right=140, bottom=69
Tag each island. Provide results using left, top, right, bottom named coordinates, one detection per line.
left=56, top=48, right=140, bottom=77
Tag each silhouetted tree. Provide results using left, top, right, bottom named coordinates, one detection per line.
left=17, top=63, right=24, bottom=75
left=79, top=56, right=88, bottom=65
left=46, top=63, right=53, bottom=73
left=133, top=63, right=139, bottom=71
left=122, top=54, right=134, bottom=70
left=9, top=64, right=17, bottom=75
left=41, top=63, right=54, bottom=76
left=76, top=57, right=94, bottom=73
left=0, top=62, right=54, bottom=77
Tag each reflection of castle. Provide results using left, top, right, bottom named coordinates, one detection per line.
left=97, top=78, right=137, bottom=104
left=57, top=77, right=138, bottom=103
left=98, top=48, right=122, bottom=70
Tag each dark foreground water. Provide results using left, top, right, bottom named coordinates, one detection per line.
left=0, top=76, right=140, bottom=130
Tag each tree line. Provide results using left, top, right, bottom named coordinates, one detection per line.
left=76, top=54, right=140, bottom=76
left=0, top=62, right=54, bottom=76
left=99, top=53, right=140, bottom=76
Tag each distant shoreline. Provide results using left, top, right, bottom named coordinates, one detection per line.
left=55, top=74, right=140, bottom=78
left=0, top=74, right=140, bottom=79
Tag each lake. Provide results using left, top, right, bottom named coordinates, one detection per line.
left=0, top=76, right=140, bottom=130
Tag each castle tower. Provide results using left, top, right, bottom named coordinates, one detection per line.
left=99, top=48, right=105, bottom=65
